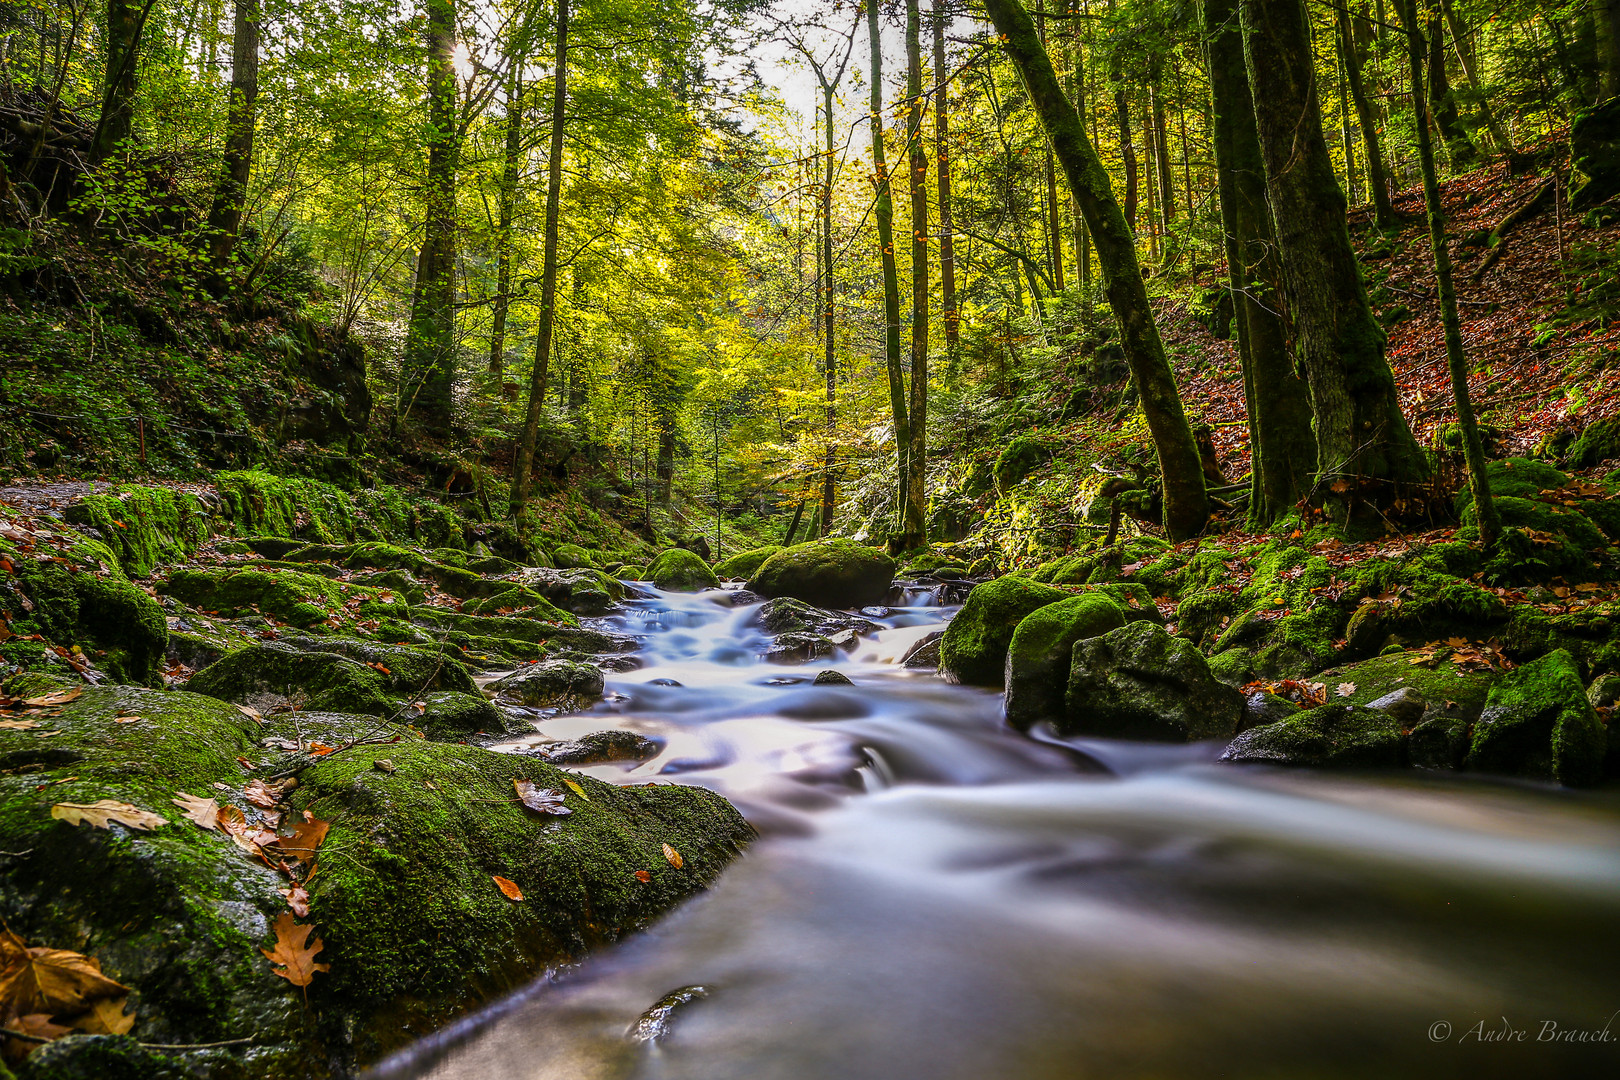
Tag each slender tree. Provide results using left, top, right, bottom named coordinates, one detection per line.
left=1396, top=0, right=1499, bottom=543
left=488, top=64, right=524, bottom=373
left=1242, top=0, right=1428, bottom=507
left=1338, top=1, right=1395, bottom=227
left=983, top=0, right=1208, bottom=539
left=405, top=0, right=459, bottom=434
left=901, top=0, right=929, bottom=546
left=91, top=0, right=145, bottom=163
left=205, top=0, right=260, bottom=271
left=1037, top=2, right=1064, bottom=291
left=1426, top=13, right=1478, bottom=171
left=933, top=0, right=960, bottom=375
left=513, top=0, right=570, bottom=514
left=1597, top=0, right=1620, bottom=101
left=870, top=0, right=908, bottom=527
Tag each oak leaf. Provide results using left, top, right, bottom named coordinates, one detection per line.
left=261, top=913, right=328, bottom=987
left=22, top=688, right=81, bottom=708
left=274, top=813, right=330, bottom=862
left=493, top=875, right=524, bottom=901
left=0, top=719, right=40, bottom=730
left=172, top=791, right=221, bottom=831
left=282, top=885, right=311, bottom=918
left=72, top=995, right=135, bottom=1036
left=50, top=800, right=167, bottom=831
left=1335, top=682, right=1357, bottom=697
left=243, top=780, right=281, bottom=809
left=513, top=779, right=571, bottom=816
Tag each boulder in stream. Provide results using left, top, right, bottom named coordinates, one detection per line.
left=646, top=548, right=721, bottom=592
left=1004, top=594, right=1127, bottom=730
left=748, top=539, right=896, bottom=609
left=1220, top=703, right=1407, bottom=768
left=1467, top=648, right=1606, bottom=786
left=939, top=575, right=1069, bottom=688
left=1062, top=621, right=1244, bottom=741
left=491, top=659, right=606, bottom=711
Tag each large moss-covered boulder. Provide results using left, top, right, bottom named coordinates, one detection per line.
left=415, top=691, right=528, bottom=740
left=1220, top=704, right=1407, bottom=768
left=0, top=526, right=166, bottom=686
left=552, top=543, right=598, bottom=570
left=713, top=545, right=781, bottom=580
left=1062, top=621, right=1244, bottom=741
left=1467, top=649, right=1606, bottom=786
left=490, top=659, right=606, bottom=711
left=186, top=641, right=472, bottom=718
left=1566, top=417, right=1620, bottom=469
left=513, top=568, right=623, bottom=615
left=0, top=679, right=751, bottom=1077
left=993, top=435, right=1056, bottom=491
left=939, top=576, right=1069, bottom=688
left=1314, top=650, right=1497, bottom=721
left=748, top=539, right=895, bottom=609
left=159, top=567, right=391, bottom=629
left=646, top=548, right=721, bottom=592
left=1004, top=594, right=1126, bottom=730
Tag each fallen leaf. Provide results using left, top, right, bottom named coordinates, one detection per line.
left=0, top=719, right=40, bottom=730
left=307, top=743, right=337, bottom=757
left=238, top=704, right=264, bottom=722
left=22, top=688, right=82, bottom=707
left=216, top=805, right=248, bottom=834
left=32, top=730, right=61, bottom=739
left=513, top=779, right=572, bottom=816
left=261, top=912, right=328, bottom=987
left=493, top=875, right=524, bottom=901
left=633, top=870, right=651, bottom=883
left=0, top=930, right=129, bottom=1020
left=662, top=843, right=683, bottom=870
left=243, top=780, right=280, bottom=809
left=6, top=1012, right=73, bottom=1048
left=274, top=814, right=330, bottom=862
left=1335, top=682, right=1357, bottom=697
left=172, top=792, right=221, bottom=831
left=73, top=994, right=135, bottom=1036
left=113, top=715, right=142, bottom=724
left=282, top=885, right=311, bottom=918
left=561, top=777, right=589, bottom=801
left=50, top=800, right=167, bottom=831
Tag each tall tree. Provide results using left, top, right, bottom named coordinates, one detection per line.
left=869, top=0, right=908, bottom=528
left=1396, top=0, right=1499, bottom=543
left=1598, top=0, right=1620, bottom=100
left=1426, top=13, right=1478, bottom=170
left=1114, top=81, right=1138, bottom=230
left=1241, top=0, right=1428, bottom=507
left=901, top=0, right=929, bottom=546
left=488, top=63, right=524, bottom=373
left=205, top=0, right=260, bottom=271
left=91, top=0, right=145, bottom=163
left=1037, top=2, right=1064, bottom=291
left=1338, top=1, right=1395, bottom=226
left=404, top=0, right=460, bottom=434
left=1202, top=0, right=1315, bottom=523
left=933, top=0, right=960, bottom=375
left=512, top=0, right=570, bottom=514
left=983, top=0, right=1209, bottom=540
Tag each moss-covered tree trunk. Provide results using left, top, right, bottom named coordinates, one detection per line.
left=512, top=0, right=569, bottom=515
left=901, top=0, right=930, bottom=546
left=821, top=81, right=839, bottom=537
left=1338, top=1, right=1395, bottom=228
left=870, top=0, right=908, bottom=528
left=488, top=68, right=523, bottom=373
left=1598, top=0, right=1620, bottom=101
left=1202, top=0, right=1315, bottom=524
left=933, top=2, right=960, bottom=377
left=1396, top=0, right=1499, bottom=543
left=91, top=0, right=143, bottom=163
left=1113, top=84, right=1138, bottom=230
left=405, top=0, right=459, bottom=435
left=205, top=0, right=260, bottom=271
left=1426, top=13, right=1478, bottom=171
left=983, top=0, right=1208, bottom=540
left=1241, top=0, right=1428, bottom=507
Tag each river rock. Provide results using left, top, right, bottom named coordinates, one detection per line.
left=901, top=631, right=944, bottom=669
left=1220, top=703, right=1406, bottom=768
left=1061, top=621, right=1243, bottom=741
left=491, top=659, right=606, bottom=711
left=1466, top=648, right=1606, bottom=786
left=765, top=632, right=835, bottom=664
left=186, top=640, right=475, bottom=718
left=646, top=548, right=721, bottom=592
left=939, top=576, right=1069, bottom=688
left=748, top=538, right=896, bottom=609
left=713, top=545, right=781, bottom=580
left=1409, top=715, right=1469, bottom=770
left=512, top=567, right=624, bottom=615
left=1366, top=687, right=1426, bottom=727
left=1004, top=594, right=1127, bottom=730
left=533, top=729, right=661, bottom=764
left=813, top=670, right=853, bottom=685
left=1243, top=690, right=1299, bottom=729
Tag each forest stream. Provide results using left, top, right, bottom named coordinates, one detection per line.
left=371, top=584, right=1620, bottom=1080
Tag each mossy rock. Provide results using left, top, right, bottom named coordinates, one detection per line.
left=1220, top=704, right=1407, bottom=768
left=1027, top=554, right=1098, bottom=586
left=1565, top=417, right=1620, bottom=469
left=490, top=660, right=606, bottom=711
left=1464, top=498, right=1610, bottom=581
left=993, top=435, right=1056, bottom=491
left=1467, top=649, right=1606, bottom=786
left=186, top=640, right=472, bottom=717
left=462, top=586, right=570, bottom=621
left=1004, top=594, right=1127, bottom=731
left=0, top=681, right=751, bottom=1076
left=1315, top=651, right=1497, bottom=721
left=416, top=690, right=528, bottom=741
left=646, top=548, right=721, bottom=592
left=552, top=544, right=598, bottom=569
left=61, top=484, right=213, bottom=577
left=748, top=539, right=896, bottom=609
left=938, top=576, right=1069, bottom=688
left=159, top=567, right=391, bottom=629
left=713, top=546, right=780, bottom=580
left=514, top=568, right=624, bottom=615
left=1452, top=458, right=1569, bottom=514
left=0, top=529, right=166, bottom=686
left=1063, top=621, right=1245, bottom=741
left=12, top=1033, right=169, bottom=1079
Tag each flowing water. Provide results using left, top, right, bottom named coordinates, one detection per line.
left=374, top=585, right=1620, bottom=1080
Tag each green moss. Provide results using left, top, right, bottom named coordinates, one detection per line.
left=1565, top=417, right=1620, bottom=469
left=748, top=539, right=896, bottom=609
left=416, top=690, right=528, bottom=741
left=1316, top=650, right=1497, bottom=720
left=1064, top=621, right=1244, bottom=741
left=159, top=567, right=390, bottom=629
left=1467, top=498, right=1610, bottom=581
left=993, top=436, right=1056, bottom=491
left=1004, top=594, right=1126, bottom=730
left=1026, top=554, right=1096, bottom=585
left=1468, top=648, right=1606, bottom=786
left=62, top=485, right=213, bottom=577
left=462, top=586, right=569, bottom=621
left=939, top=575, right=1070, bottom=688
left=1221, top=704, right=1406, bottom=768
left=186, top=639, right=473, bottom=717
left=646, top=548, right=721, bottom=592
left=552, top=543, right=598, bottom=569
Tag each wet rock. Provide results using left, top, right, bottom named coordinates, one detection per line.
left=1243, top=691, right=1299, bottom=730
left=1004, top=594, right=1128, bottom=731
left=825, top=629, right=860, bottom=651
left=765, top=633, right=835, bottom=664
left=646, top=548, right=721, bottom=592
left=748, top=538, right=896, bottom=609
left=901, top=631, right=944, bottom=669
left=1409, top=715, right=1469, bottom=770
left=552, top=543, right=599, bottom=569
left=939, top=576, right=1069, bottom=688
left=1062, top=622, right=1244, bottom=742
left=187, top=640, right=474, bottom=718
left=860, top=606, right=890, bottom=618
left=512, top=568, right=624, bottom=615
left=416, top=690, right=530, bottom=740
left=160, top=566, right=396, bottom=629
left=533, top=729, right=661, bottom=764
left=1221, top=703, right=1406, bottom=768
left=11, top=1033, right=165, bottom=1080
left=1313, top=651, right=1496, bottom=722
left=1467, top=649, right=1605, bottom=786
left=713, top=546, right=780, bottom=580
left=757, top=597, right=834, bottom=635
left=1366, top=687, right=1426, bottom=727
left=812, top=670, right=853, bottom=685
left=626, top=986, right=710, bottom=1044
left=491, top=660, right=606, bottom=711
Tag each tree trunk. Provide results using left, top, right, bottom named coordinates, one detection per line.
left=1335, top=26, right=1359, bottom=205
left=1068, top=8, right=1091, bottom=289
left=1242, top=0, right=1428, bottom=507
left=821, top=83, right=838, bottom=537
left=1037, top=3, right=1064, bottom=292
left=1427, top=14, right=1478, bottom=171
left=512, top=0, right=570, bottom=515
left=205, top=0, right=259, bottom=271
left=404, top=0, right=459, bottom=435
left=1203, top=0, right=1316, bottom=524
left=1397, top=0, right=1498, bottom=543
left=656, top=414, right=675, bottom=507
left=1151, top=82, right=1174, bottom=222
left=91, top=0, right=142, bottom=163
left=902, top=0, right=929, bottom=547
left=1440, top=0, right=1514, bottom=153
left=489, top=67, right=523, bottom=373
left=1597, top=0, right=1620, bottom=101
left=1114, top=83, right=1137, bottom=230
left=870, top=0, right=908, bottom=527
left=983, top=0, right=1208, bottom=540
left=934, top=2, right=960, bottom=373
left=1339, top=1, right=1395, bottom=226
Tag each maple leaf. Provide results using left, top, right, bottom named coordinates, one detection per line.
left=493, top=875, right=524, bottom=901
left=274, top=813, right=330, bottom=862
left=261, top=913, right=329, bottom=988
left=513, top=780, right=571, bottom=816
left=72, top=995, right=135, bottom=1036
left=172, top=792, right=221, bottom=831
left=662, top=843, right=684, bottom=870
left=50, top=800, right=167, bottom=831
left=0, top=931, right=129, bottom=1020
left=22, top=688, right=81, bottom=708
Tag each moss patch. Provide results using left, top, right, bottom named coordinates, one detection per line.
left=939, top=576, right=1069, bottom=688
